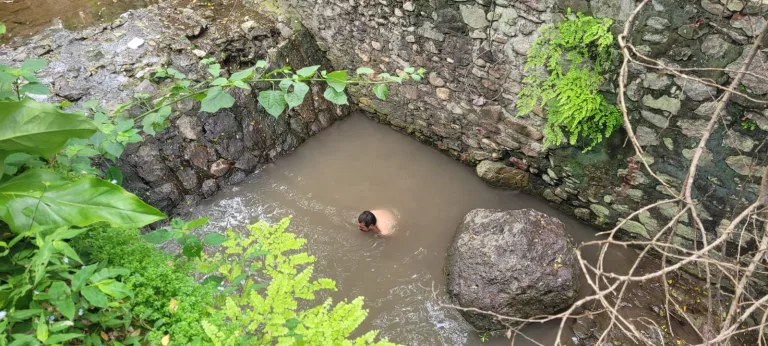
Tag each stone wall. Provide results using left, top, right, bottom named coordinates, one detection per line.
left=0, top=3, right=349, bottom=216
left=283, top=0, right=768, bottom=253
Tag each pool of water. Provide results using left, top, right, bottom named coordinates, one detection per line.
left=187, top=113, right=646, bottom=345
left=0, top=0, right=170, bottom=43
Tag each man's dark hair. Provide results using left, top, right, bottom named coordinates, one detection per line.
left=358, top=211, right=377, bottom=227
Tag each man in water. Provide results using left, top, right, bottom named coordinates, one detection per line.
left=358, top=209, right=396, bottom=235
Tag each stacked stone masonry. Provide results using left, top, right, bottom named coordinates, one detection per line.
left=284, top=0, right=768, bottom=256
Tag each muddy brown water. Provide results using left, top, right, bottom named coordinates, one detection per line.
left=0, top=0, right=167, bottom=43
left=188, top=114, right=648, bottom=345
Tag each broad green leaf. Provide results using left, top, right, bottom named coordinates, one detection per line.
left=411, top=74, right=422, bottom=82
left=258, top=90, right=286, bottom=118
left=20, top=82, right=49, bottom=96
left=372, top=84, right=388, bottom=100
left=114, top=117, right=134, bottom=132
left=105, top=166, right=123, bottom=185
left=0, top=169, right=166, bottom=233
left=49, top=320, right=74, bottom=332
left=183, top=217, right=209, bottom=230
left=296, top=65, right=320, bottom=78
left=233, top=80, right=250, bottom=90
left=90, top=267, right=130, bottom=282
left=53, top=240, right=83, bottom=264
left=210, top=78, right=228, bottom=86
left=229, top=67, right=255, bottom=82
left=0, top=98, right=97, bottom=160
left=207, top=64, right=221, bottom=77
left=200, top=87, right=235, bottom=113
left=404, top=67, right=415, bottom=74
left=284, top=82, right=309, bottom=109
left=53, top=298, right=75, bottom=320
left=103, top=141, right=124, bottom=158
left=203, top=233, right=227, bottom=246
left=36, top=313, right=48, bottom=342
left=9, top=309, right=43, bottom=321
left=3, top=152, right=39, bottom=176
left=44, top=333, right=83, bottom=345
left=165, top=68, right=186, bottom=79
left=0, top=23, right=5, bottom=35
left=72, top=265, right=98, bottom=291
left=81, top=286, right=109, bottom=308
left=355, top=67, right=375, bottom=75
left=49, top=228, right=86, bottom=241
left=255, top=60, right=267, bottom=69
left=323, top=87, right=348, bottom=105
left=10, top=334, right=40, bottom=346
left=143, top=229, right=172, bottom=244
left=48, top=282, right=69, bottom=300
left=278, top=79, right=292, bottom=92
left=97, top=280, right=131, bottom=299
left=22, top=59, right=48, bottom=73
left=325, top=70, right=348, bottom=92
left=182, top=238, right=203, bottom=259
left=201, top=275, right=224, bottom=286
left=142, top=106, right=172, bottom=135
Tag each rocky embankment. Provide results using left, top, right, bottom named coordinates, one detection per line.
left=0, top=2, right=349, bottom=216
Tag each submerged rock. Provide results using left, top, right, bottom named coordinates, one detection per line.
left=446, top=209, right=581, bottom=331
left=475, top=160, right=530, bottom=190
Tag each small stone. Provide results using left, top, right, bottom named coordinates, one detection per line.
left=727, top=48, right=768, bottom=95
left=547, top=168, right=558, bottom=180
left=643, top=73, right=671, bottom=90
left=669, top=46, right=693, bottom=61
left=202, top=179, right=218, bottom=198
left=674, top=76, right=716, bottom=101
left=543, top=189, right=563, bottom=203
left=394, top=8, right=404, bottom=16
left=192, top=49, right=207, bottom=58
left=642, top=32, right=668, bottom=43
left=403, top=1, right=415, bottom=11
left=658, top=204, right=686, bottom=223
left=726, top=156, right=767, bottom=176
left=554, top=187, right=568, bottom=200
left=646, top=17, right=671, bottom=29
left=702, top=0, right=731, bottom=17
left=746, top=111, right=768, bottom=131
left=469, top=30, right=487, bottom=39
left=640, top=110, right=669, bottom=128
left=731, top=15, right=768, bottom=37
left=636, top=126, right=659, bottom=146
left=177, top=116, right=203, bottom=140
left=416, top=22, right=445, bottom=41
left=405, top=35, right=416, bottom=43
left=720, top=0, right=744, bottom=11
left=603, top=195, right=613, bottom=204
left=642, top=95, right=681, bottom=114
left=677, top=119, right=710, bottom=137
left=694, top=102, right=719, bottom=116
left=626, top=79, right=644, bottom=101
left=639, top=211, right=660, bottom=233
left=240, top=20, right=256, bottom=33
left=619, top=220, right=650, bottom=239
left=627, top=189, right=644, bottom=202
left=612, top=204, right=629, bottom=213
left=681, top=148, right=714, bottom=167
left=723, top=131, right=756, bottom=152
left=590, top=204, right=610, bottom=218
left=436, top=88, right=450, bottom=100
left=575, top=208, right=591, bottom=220
left=429, top=72, right=446, bottom=87
left=210, top=159, right=231, bottom=177
left=677, top=24, right=709, bottom=40
left=675, top=224, right=697, bottom=240
left=701, top=35, right=731, bottom=58
left=127, top=37, right=145, bottom=49
left=663, top=138, right=674, bottom=150
left=371, top=41, right=383, bottom=50
left=460, top=4, right=490, bottom=29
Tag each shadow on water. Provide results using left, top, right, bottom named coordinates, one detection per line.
left=189, top=113, right=642, bottom=345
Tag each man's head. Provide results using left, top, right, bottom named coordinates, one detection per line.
left=358, top=211, right=377, bottom=232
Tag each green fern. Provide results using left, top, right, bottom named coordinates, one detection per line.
left=200, top=217, right=397, bottom=346
left=517, top=10, right=620, bottom=152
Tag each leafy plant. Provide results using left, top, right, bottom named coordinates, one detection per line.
left=197, top=217, right=398, bottom=346
left=741, top=118, right=757, bottom=131
left=517, top=9, right=621, bottom=151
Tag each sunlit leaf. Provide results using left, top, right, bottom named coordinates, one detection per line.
left=182, top=238, right=203, bottom=259
left=36, top=313, right=49, bottom=342
left=0, top=169, right=166, bottom=233
left=81, top=286, right=109, bottom=308
left=323, top=87, right=348, bottom=105
left=161, top=334, right=170, bottom=346
left=207, top=64, right=221, bottom=77
left=183, top=217, right=209, bottom=231
left=229, top=67, right=254, bottom=82
left=97, top=280, right=132, bottom=299
left=296, top=65, right=320, bottom=78
left=257, top=90, right=286, bottom=118
left=324, top=70, right=347, bottom=92
left=372, top=84, right=388, bottom=100
left=169, top=298, right=178, bottom=313
left=200, top=87, right=235, bottom=113
left=355, top=67, right=375, bottom=75
left=284, top=82, right=309, bottom=109
left=53, top=298, right=75, bottom=320
left=203, top=233, right=227, bottom=246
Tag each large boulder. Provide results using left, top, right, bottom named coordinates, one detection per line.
left=445, top=209, right=581, bottom=331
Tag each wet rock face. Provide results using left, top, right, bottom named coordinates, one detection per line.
left=475, top=160, right=530, bottom=190
left=0, top=4, right=349, bottom=216
left=287, top=0, right=768, bottom=258
left=446, top=209, right=581, bottom=331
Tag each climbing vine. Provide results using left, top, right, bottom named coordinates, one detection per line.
left=516, top=10, right=621, bottom=152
